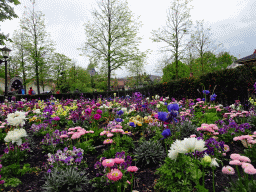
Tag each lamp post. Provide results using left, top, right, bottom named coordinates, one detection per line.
left=89, top=68, right=96, bottom=99
left=0, top=46, right=12, bottom=98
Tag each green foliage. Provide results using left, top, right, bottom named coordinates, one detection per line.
left=66, top=65, right=92, bottom=93
left=0, top=129, right=7, bottom=143
left=154, top=154, right=197, bottom=192
left=162, top=60, right=190, bottom=82
left=191, top=111, right=220, bottom=127
left=244, top=144, right=256, bottom=164
left=3, top=177, right=22, bottom=188
left=175, top=121, right=198, bottom=140
left=0, top=163, right=20, bottom=178
left=74, top=139, right=96, bottom=154
left=134, top=140, right=166, bottom=167
left=0, top=149, right=29, bottom=166
left=41, top=166, right=89, bottom=192
left=118, top=134, right=135, bottom=151
left=98, top=146, right=130, bottom=159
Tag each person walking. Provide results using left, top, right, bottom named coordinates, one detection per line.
left=28, top=87, right=33, bottom=95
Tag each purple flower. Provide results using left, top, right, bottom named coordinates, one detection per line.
left=115, top=118, right=123, bottom=122
left=158, top=112, right=168, bottom=122
left=94, top=114, right=101, bottom=120
left=47, top=169, right=51, bottom=173
left=117, top=110, right=124, bottom=115
left=167, top=103, right=179, bottom=112
left=202, top=90, right=210, bottom=95
left=129, top=122, right=136, bottom=127
left=53, top=116, right=60, bottom=121
left=161, top=129, right=171, bottom=140
left=210, top=94, right=217, bottom=101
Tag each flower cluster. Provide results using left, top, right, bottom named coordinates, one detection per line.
left=204, top=137, right=225, bottom=156
left=64, top=126, right=94, bottom=140
left=223, top=154, right=256, bottom=175
left=47, top=146, right=84, bottom=167
left=210, top=94, right=217, bottom=101
left=30, top=123, right=48, bottom=132
left=40, top=129, right=68, bottom=146
left=168, top=137, right=207, bottom=160
left=94, top=151, right=137, bottom=184
left=197, top=123, right=219, bottom=136
left=4, top=128, right=28, bottom=146
left=6, top=111, right=27, bottom=127
left=233, top=133, right=256, bottom=145
left=202, top=90, right=210, bottom=95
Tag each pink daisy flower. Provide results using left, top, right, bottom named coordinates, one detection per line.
left=244, top=167, right=256, bottom=175
left=229, top=160, right=242, bottom=166
left=103, top=139, right=113, bottom=144
left=223, top=144, right=230, bottom=153
left=222, top=166, right=235, bottom=175
left=230, top=153, right=241, bottom=160
left=100, top=131, right=107, bottom=136
left=60, top=135, right=68, bottom=138
left=102, top=159, right=115, bottom=167
left=107, top=169, right=123, bottom=181
left=242, top=163, right=254, bottom=169
left=127, top=166, right=139, bottom=172
left=239, top=156, right=251, bottom=163
left=107, top=133, right=114, bottom=137
left=114, top=158, right=125, bottom=164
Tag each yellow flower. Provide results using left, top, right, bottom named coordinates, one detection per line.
left=137, top=121, right=142, bottom=126
left=202, top=155, right=212, bottom=164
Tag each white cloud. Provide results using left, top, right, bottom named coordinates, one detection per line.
left=1, top=0, right=255, bottom=78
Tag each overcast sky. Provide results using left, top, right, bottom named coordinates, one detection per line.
left=1, top=0, right=255, bottom=77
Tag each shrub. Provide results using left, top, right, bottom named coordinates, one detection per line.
left=134, top=140, right=166, bottom=167
left=175, top=121, right=198, bottom=140
left=41, top=166, right=89, bottom=192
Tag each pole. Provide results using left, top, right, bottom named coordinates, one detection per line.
left=5, top=58, right=8, bottom=98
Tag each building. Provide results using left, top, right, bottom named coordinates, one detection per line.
left=227, top=50, right=256, bottom=69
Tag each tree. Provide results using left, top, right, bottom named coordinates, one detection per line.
left=0, top=0, right=21, bottom=45
left=10, top=29, right=31, bottom=93
left=151, top=0, right=193, bottom=80
left=162, top=60, right=190, bottom=82
left=66, top=65, right=91, bottom=93
left=49, top=52, right=73, bottom=92
left=20, top=0, right=55, bottom=94
left=215, top=51, right=238, bottom=70
left=126, top=53, right=146, bottom=89
left=182, top=39, right=197, bottom=73
left=154, top=54, right=172, bottom=76
left=189, top=20, right=223, bottom=73
left=79, top=0, right=147, bottom=92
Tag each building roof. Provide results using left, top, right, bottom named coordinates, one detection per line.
left=226, top=62, right=243, bottom=69
left=235, top=51, right=256, bottom=64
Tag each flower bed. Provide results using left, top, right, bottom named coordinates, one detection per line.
left=0, top=92, right=256, bottom=191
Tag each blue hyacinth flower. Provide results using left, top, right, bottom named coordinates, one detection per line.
left=167, top=103, right=179, bottom=112
left=158, top=112, right=168, bottom=122
left=161, top=129, right=171, bottom=140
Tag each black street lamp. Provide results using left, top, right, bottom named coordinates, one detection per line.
left=0, top=46, right=12, bottom=98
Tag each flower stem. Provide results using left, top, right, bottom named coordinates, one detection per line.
left=212, top=168, right=215, bottom=192
left=202, top=166, right=205, bottom=188
left=131, top=173, right=134, bottom=192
